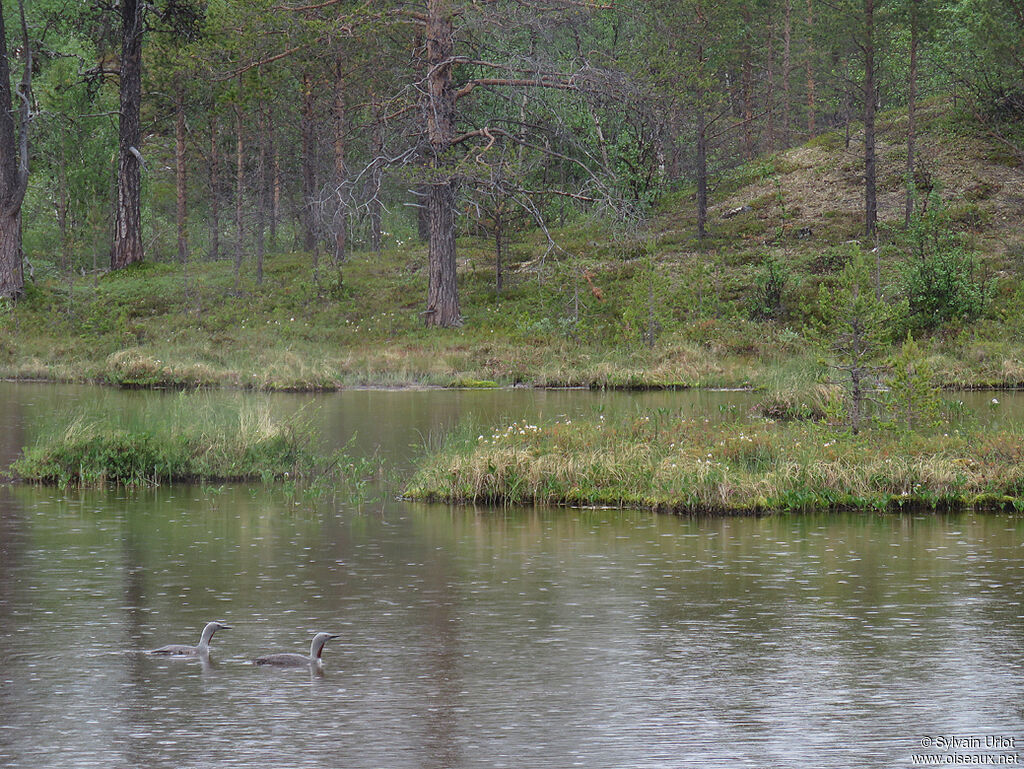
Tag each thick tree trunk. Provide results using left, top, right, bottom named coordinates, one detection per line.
left=209, top=115, right=220, bottom=261
left=0, top=210, right=21, bottom=297
left=332, top=53, right=347, bottom=267
left=111, top=0, right=144, bottom=271
left=863, top=0, right=877, bottom=238
left=806, top=0, right=816, bottom=138
left=175, top=81, right=188, bottom=264
left=905, top=0, right=919, bottom=226
left=300, top=73, right=317, bottom=254
left=422, top=1, right=461, bottom=327
left=0, top=0, right=27, bottom=299
left=426, top=180, right=460, bottom=325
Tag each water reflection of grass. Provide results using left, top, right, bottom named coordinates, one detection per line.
left=405, top=411, right=1024, bottom=514
left=9, top=395, right=376, bottom=489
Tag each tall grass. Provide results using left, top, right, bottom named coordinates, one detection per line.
left=11, top=395, right=343, bottom=487
left=405, top=410, right=1024, bottom=514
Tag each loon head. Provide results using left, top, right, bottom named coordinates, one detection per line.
left=309, top=633, right=341, bottom=660
left=199, top=621, right=232, bottom=646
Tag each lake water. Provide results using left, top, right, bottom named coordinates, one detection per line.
left=1, top=383, right=1023, bottom=768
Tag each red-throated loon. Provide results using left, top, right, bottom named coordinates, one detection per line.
left=254, top=632, right=340, bottom=667
left=148, top=621, right=231, bottom=656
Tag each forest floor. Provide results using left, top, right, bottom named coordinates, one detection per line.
left=3, top=100, right=1023, bottom=393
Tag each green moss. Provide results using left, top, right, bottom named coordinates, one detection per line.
left=806, top=131, right=845, bottom=151
left=447, top=378, right=500, bottom=389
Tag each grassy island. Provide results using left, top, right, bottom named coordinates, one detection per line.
left=405, top=411, right=1024, bottom=514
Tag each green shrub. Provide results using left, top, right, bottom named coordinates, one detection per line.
left=886, top=333, right=942, bottom=429
left=901, top=194, right=991, bottom=330
left=748, top=253, right=791, bottom=321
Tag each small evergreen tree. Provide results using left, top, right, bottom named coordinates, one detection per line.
left=819, top=252, right=905, bottom=434
left=902, top=193, right=990, bottom=330
left=886, top=332, right=942, bottom=429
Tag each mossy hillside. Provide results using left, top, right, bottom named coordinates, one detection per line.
left=405, top=410, right=1024, bottom=514
left=2, top=100, right=1022, bottom=391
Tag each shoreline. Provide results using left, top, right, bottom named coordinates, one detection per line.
left=4, top=372, right=1024, bottom=395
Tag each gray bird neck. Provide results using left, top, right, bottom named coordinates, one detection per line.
left=310, top=636, right=327, bottom=660
left=197, top=623, right=219, bottom=650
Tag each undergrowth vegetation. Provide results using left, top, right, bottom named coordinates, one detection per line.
left=2, top=102, right=1022, bottom=392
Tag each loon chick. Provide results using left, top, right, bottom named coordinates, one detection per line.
left=254, top=632, right=340, bottom=667
left=148, top=621, right=232, bottom=656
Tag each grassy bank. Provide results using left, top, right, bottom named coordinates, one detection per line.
left=9, top=397, right=363, bottom=487
left=405, top=410, right=1024, bottom=514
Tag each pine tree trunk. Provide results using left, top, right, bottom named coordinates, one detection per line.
left=209, top=115, right=220, bottom=261
left=233, top=98, right=244, bottom=292
left=268, top=119, right=278, bottom=249
left=175, top=81, right=188, bottom=264
left=806, top=0, right=816, bottom=138
left=905, top=0, right=919, bottom=226
left=696, top=104, right=708, bottom=241
left=255, top=109, right=266, bottom=286
left=301, top=73, right=317, bottom=254
left=422, top=0, right=461, bottom=327
left=863, top=0, right=877, bottom=238
left=0, top=209, right=21, bottom=298
left=494, top=211, right=503, bottom=294
left=111, top=0, right=144, bottom=271
left=0, top=0, right=26, bottom=299
left=426, top=180, right=460, bottom=326
left=741, top=10, right=754, bottom=160
left=782, top=0, right=793, bottom=146
left=368, top=104, right=383, bottom=254
left=332, top=53, right=347, bottom=267
left=765, top=21, right=776, bottom=151
left=56, top=145, right=69, bottom=271
left=695, top=23, right=709, bottom=242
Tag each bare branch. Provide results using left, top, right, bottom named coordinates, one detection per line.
left=456, top=77, right=580, bottom=100
left=211, top=45, right=305, bottom=82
